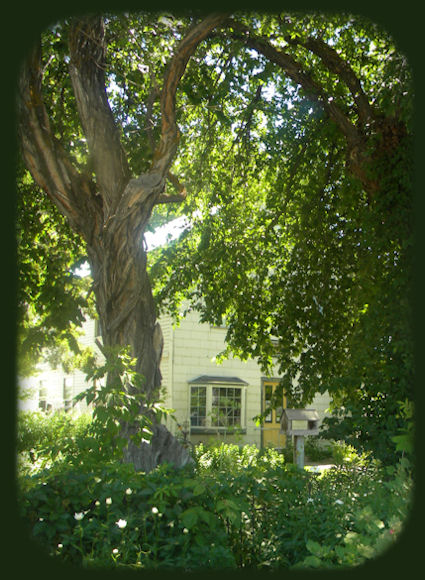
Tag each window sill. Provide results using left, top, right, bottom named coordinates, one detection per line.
left=190, top=427, right=247, bottom=435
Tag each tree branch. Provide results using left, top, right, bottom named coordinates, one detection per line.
left=151, top=13, right=230, bottom=175
left=226, top=19, right=364, bottom=150
left=18, top=40, right=99, bottom=238
left=285, top=35, right=376, bottom=126
left=68, top=16, right=131, bottom=215
left=155, top=171, right=187, bottom=204
left=117, top=14, right=229, bottom=218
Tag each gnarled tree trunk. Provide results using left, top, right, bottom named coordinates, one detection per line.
left=86, top=202, right=193, bottom=472
left=18, top=13, right=228, bottom=472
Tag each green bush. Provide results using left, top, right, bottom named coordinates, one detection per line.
left=305, top=437, right=332, bottom=462
left=280, top=437, right=331, bottom=464
left=17, top=411, right=91, bottom=455
left=17, top=439, right=413, bottom=570
left=17, top=411, right=92, bottom=475
left=294, top=457, right=413, bottom=569
left=19, top=462, right=236, bottom=569
left=193, top=442, right=285, bottom=474
left=331, top=440, right=374, bottom=467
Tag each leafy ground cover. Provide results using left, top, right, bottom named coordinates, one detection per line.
left=17, top=411, right=413, bottom=570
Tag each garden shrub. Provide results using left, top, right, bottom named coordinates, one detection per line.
left=17, top=411, right=91, bottom=456
left=193, top=442, right=285, bottom=474
left=331, top=440, right=374, bottom=467
left=17, top=429, right=413, bottom=570
left=17, top=411, right=92, bottom=476
left=294, top=457, right=413, bottom=569
left=304, top=437, right=332, bottom=462
left=19, top=461, right=236, bottom=569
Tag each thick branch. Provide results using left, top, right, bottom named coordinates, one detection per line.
left=117, top=14, right=229, bottom=218
left=18, top=40, right=99, bottom=238
left=152, top=13, right=230, bottom=175
left=286, top=35, right=376, bottom=126
left=68, top=16, right=131, bottom=214
left=156, top=171, right=187, bottom=204
left=227, top=20, right=364, bottom=150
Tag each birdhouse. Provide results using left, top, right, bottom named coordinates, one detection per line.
left=280, top=409, right=320, bottom=436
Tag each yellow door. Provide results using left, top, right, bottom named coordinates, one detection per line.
left=262, top=380, right=287, bottom=449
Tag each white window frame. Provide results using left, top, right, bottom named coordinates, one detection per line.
left=189, top=382, right=247, bottom=432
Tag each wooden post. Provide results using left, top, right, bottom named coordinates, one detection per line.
left=294, top=435, right=305, bottom=469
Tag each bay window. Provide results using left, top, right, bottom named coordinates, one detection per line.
left=189, top=376, right=247, bottom=431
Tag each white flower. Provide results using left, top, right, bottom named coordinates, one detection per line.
left=74, top=512, right=84, bottom=521
left=335, top=499, right=344, bottom=505
left=151, top=506, right=159, bottom=514
left=112, top=548, right=119, bottom=555
left=116, top=519, right=127, bottom=529
left=168, top=521, right=175, bottom=528
left=307, top=498, right=314, bottom=503
left=183, top=528, right=189, bottom=534
left=57, top=544, right=63, bottom=549
left=106, top=497, right=112, bottom=505
left=95, top=501, right=100, bottom=506
left=125, top=488, right=132, bottom=495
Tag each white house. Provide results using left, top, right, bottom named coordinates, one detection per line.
left=18, top=309, right=331, bottom=449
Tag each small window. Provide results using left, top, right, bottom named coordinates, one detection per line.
left=94, top=318, right=102, bottom=338
left=63, top=377, right=73, bottom=412
left=38, top=381, right=47, bottom=411
left=262, top=380, right=285, bottom=424
left=264, top=384, right=273, bottom=423
left=212, top=387, right=241, bottom=427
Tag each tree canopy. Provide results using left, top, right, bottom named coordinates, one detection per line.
left=16, top=8, right=415, bottom=463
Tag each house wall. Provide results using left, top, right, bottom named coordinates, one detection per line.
left=18, top=318, right=101, bottom=415
left=18, top=311, right=331, bottom=449
left=160, top=308, right=331, bottom=448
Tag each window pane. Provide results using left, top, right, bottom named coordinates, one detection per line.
left=212, top=387, right=241, bottom=427
left=190, top=386, right=206, bottom=427
left=39, top=381, right=47, bottom=411
left=264, top=384, right=273, bottom=423
left=63, top=377, right=72, bottom=412
left=275, top=386, right=284, bottom=423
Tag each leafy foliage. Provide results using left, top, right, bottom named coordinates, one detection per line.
left=16, top=411, right=91, bottom=476
left=72, top=345, right=176, bottom=466
left=18, top=434, right=412, bottom=570
left=149, top=13, right=414, bottom=462
left=16, top=159, right=93, bottom=375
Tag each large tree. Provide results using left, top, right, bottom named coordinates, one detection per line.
left=152, top=13, right=413, bottom=462
left=17, top=10, right=414, bottom=468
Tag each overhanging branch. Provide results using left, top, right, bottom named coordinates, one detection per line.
left=226, top=19, right=364, bottom=150
left=119, top=14, right=229, bottom=215
left=285, top=35, right=376, bottom=126
left=152, top=13, right=230, bottom=175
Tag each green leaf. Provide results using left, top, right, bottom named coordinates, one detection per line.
left=306, top=539, right=324, bottom=557
left=180, top=508, right=199, bottom=529
left=301, top=555, right=323, bottom=568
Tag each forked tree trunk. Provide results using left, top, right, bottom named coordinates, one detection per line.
left=18, top=13, right=228, bottom=472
